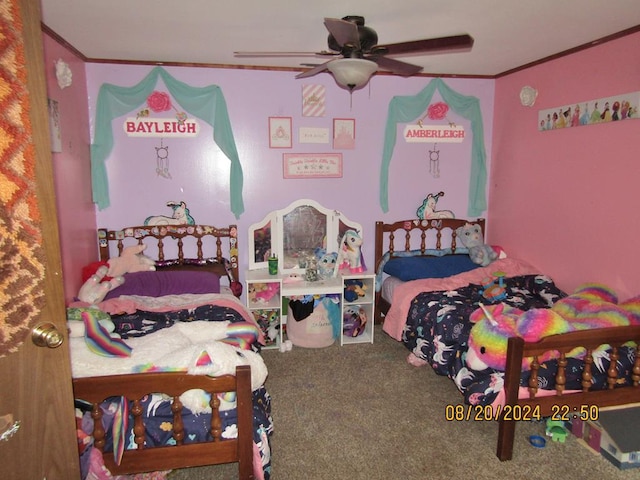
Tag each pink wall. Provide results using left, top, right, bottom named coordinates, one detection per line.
left=84, top=64, right=494, bottom=280
left=490, top=32, right=640, bottom=301
left=42, top=35, right=96, bottom=303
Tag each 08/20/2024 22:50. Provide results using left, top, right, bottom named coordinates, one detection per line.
left=444, top=404, right=600, bottom=422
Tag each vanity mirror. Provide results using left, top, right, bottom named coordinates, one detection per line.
left=248, top=199, right=362, bottom=274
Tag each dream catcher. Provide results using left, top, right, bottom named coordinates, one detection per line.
left=155, top=138, right=171, bottom=179
left=428, top=143, right=440, bottom=178
left=418, top=102, right=453, bottom=178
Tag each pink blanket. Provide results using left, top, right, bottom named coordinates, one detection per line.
left=382, top=257, right=543, bottom=341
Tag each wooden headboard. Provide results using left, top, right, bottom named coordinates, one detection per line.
left=374, top=218, right=486, bottom=270
left=373, top=218, right=485, bottom=322
left=97, top=224, right=239, bottom=286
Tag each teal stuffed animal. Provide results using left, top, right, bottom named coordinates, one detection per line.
left=314, top=248, right=338, bottom=279
left=456, top=222, right=498, bottom=267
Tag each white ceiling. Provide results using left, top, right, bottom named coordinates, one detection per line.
left=41, top=0, right=640, bottom=77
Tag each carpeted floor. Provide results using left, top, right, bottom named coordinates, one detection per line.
left=169, top=325, right=638, bottom=480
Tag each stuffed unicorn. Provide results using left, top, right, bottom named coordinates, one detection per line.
left=466, top=283, right=640, bottom=372
left=334, top=230, right=365, bottom=275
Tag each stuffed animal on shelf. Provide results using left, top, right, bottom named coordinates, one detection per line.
left=77, top=245, right=156, bottom=304
left=466, top=283, right=640, bottom=372
left=343, top=306, right=367, bottom=337
left=334, top=229, right=365, bottom=275
left=455, top=222, right=498, bottom=267
left=251, top=283, right=280, bottom=304
left=344, top=279, right=367, bottom=303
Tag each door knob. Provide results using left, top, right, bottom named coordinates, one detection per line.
left=31, top=322, right=64, bottom=348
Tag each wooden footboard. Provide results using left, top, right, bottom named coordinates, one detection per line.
left=73, top=365, right=254, bottom=479
left=498, top=326, right=640, bottom=461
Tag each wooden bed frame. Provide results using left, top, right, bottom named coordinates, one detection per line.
left=374, top=218, right=640, bottom=461
left=374, top=217, right=485, bottom=323
left=500, top=327, right=640, bottom=460
left=73, top=366, right=254, bottom=479
left=97, top=224, right=239, bottom=291
left=72, top=224, right=256, bottom=477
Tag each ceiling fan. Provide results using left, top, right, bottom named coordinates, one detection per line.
left=234, top=16, right=474, bottom=91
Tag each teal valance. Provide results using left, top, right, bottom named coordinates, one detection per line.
left=90, top=66, right=244, bottom=218
left=380, top=78, right=487, bottom=217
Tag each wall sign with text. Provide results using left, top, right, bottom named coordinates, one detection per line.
left=403, top=124, right=465, bottom=143
left=123, top=118, right=200, bottom=137
left=283, top=153, right=342, bottom=179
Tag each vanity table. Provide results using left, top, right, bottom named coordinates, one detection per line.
left=246, top=199, right=375, bottom=348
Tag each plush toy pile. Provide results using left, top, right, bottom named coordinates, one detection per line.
left=466, top=283, right=640, bottom=372
left=77, top=245, right=156, bottom=304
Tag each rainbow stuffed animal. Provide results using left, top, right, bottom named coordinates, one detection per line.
left=466, top=283, right=640, bottom=372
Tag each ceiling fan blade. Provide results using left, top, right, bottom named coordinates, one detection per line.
left=376, top=34, right=474, bottom=56
left=369, top=56, right=423, bottom=76
left=324, top=17, right=360, bottom=49
left=295, top=60, right=332, bottom=79
left=234, top=51, right=337, bottom=58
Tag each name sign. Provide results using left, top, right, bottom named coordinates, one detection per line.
left=123, top=117, right=200, bottom=137
left=403, top=124, right=465, bottom=143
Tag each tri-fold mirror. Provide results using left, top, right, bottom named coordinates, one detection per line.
left=248, top=199, right=362, bottom=274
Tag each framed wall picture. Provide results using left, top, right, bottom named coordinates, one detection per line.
left=269, top=117, right=292, bottom=148
left=333, top=118, right=355, bottom=149
left=283, top=153, right=343, bottom=178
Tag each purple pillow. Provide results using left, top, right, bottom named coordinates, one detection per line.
left=104, top=270, right=221, bottom=300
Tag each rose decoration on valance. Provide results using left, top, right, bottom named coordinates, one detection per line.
left=137, top=90, right=187, bottom=124
left=147, top=91, right=172, bottom=112
left=427, top=102, right=449, bottom=120
left=418, top=102, right=454, bottom=127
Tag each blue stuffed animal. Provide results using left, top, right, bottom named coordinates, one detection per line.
left=314, top=248, right=338, bottom=279
left=455, top=222, right=498, bottom=267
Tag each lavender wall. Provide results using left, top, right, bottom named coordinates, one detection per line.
left=85, top=64, right=495, bottom=281
left=490, top=31, right=640, bottom=300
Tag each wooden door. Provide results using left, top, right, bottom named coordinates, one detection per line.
left=0, top=0, right=80, bottom=477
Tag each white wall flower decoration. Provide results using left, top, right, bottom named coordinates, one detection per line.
left=55, top=59, right=72, bottom=89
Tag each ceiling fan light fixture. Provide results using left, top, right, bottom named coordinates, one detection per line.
left=327, top=58, right=378, bottom=91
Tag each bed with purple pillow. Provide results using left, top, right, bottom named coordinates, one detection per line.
left=68, top=224, right=273, bottom=480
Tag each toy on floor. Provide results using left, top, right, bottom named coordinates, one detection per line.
left=545, top=419, right=569, bottom=443
left=455, top=222, right=498, bottom=267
